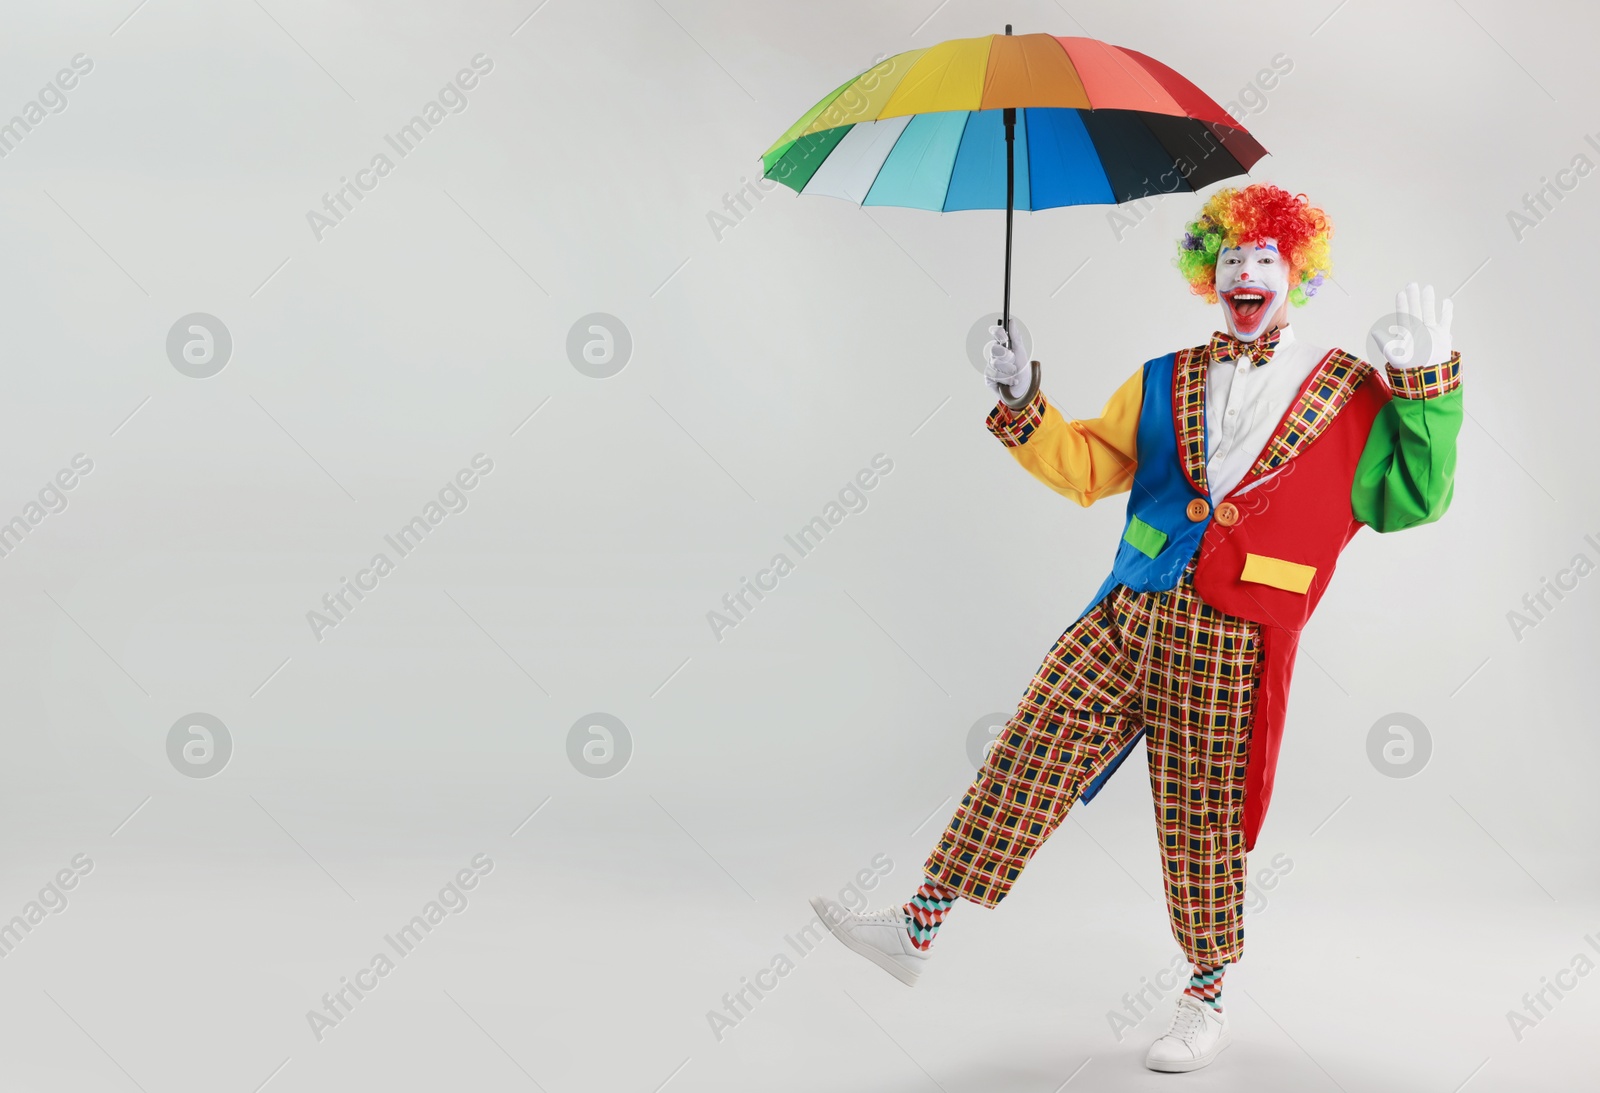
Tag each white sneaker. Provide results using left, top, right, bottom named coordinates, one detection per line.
left=1145, top=993, right=1231, bottom=1072
left=807, top=897, right=928, bottom=986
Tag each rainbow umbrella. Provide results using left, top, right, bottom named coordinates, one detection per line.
left=761, top=27, right=1267, bottom=404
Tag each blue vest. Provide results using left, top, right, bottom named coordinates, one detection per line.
left=1075, top=351, right=1212, bottom=803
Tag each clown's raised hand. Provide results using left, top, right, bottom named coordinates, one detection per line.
left=1377, top=282, right=1454, bottom=369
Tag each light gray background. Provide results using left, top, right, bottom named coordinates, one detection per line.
left=0, top=1, right=1594, bottom=1090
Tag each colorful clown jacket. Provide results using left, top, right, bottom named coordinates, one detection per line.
left=987, top=336, right=1464, bottom=849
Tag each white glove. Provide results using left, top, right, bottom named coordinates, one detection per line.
left=983, top=322, right=1033, bottom=400
left=1378, top=282, right=1454, bottom=369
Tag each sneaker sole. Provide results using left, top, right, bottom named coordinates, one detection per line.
left=808, top=897, right=921, bottom=987
left=1144, top=1030, right=1231, bottom=1073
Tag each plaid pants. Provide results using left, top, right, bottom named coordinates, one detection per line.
left=924, top=570, right=1262, bottom=964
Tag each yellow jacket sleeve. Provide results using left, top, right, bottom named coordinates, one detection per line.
left=985, top=367, right=1143, bottom=507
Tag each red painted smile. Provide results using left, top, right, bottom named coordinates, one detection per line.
left=1223, top=287, right=1277, bottom=334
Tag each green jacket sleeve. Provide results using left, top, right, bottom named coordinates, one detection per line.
left=1351, top=353, right=1463, bottom=532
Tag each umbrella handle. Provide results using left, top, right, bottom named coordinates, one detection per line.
left=998, top=360, right=1041, bottom=411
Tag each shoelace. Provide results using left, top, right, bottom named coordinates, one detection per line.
left=1165, top=1000, right=1206, bottom=1045
left=858, top=907, right=908, bottom=926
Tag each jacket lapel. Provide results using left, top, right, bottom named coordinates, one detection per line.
left=1171, top=345, right=1210, bottom=495
left=1238, top=348, right=1374, bottom=486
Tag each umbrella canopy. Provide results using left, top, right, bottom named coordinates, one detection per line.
left=760, top=33, right=1267, bottom=211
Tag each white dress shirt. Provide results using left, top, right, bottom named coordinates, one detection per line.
left=1203, top=324, right=1327, bottom=500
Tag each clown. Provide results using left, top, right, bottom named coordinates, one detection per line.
left=810, top=184, right=1462, bottom=1072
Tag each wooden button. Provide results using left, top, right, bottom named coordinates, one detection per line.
left=1214, top=501, right=1240, bottom=526
left=1186, top=498, right=1210, bottom=522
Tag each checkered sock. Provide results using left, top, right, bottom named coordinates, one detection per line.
left=1185, top=963, right=1226, bottom=1010
left=903, top=878, right=956, bottom=951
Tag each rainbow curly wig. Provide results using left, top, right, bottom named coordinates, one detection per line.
left=1175, top=184, right=1332, bottom=307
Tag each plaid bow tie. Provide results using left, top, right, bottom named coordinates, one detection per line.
left=1209, top=328, right=1282, bottom=367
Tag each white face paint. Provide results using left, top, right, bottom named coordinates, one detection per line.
left=1216, top=237, right=1291, bottom=340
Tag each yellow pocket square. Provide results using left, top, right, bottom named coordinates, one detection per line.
left=1240, top=553, right=1317, bottom=594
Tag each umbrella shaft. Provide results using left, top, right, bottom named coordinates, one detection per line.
left=1003, top=106, right=1015, bottom=340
